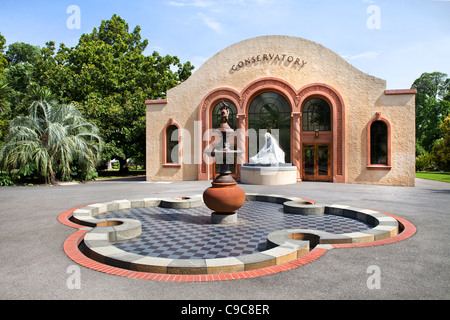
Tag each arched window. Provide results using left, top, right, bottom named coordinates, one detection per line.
left=367, top=114, right=391, bottom=168
left=302, top=98, right=331, bottom=132
left=248, top=92, right=291, bottom=162
left=163, top=120, right=181, bottom=166
left=370, top=120, right=388, bottom=165
left=212, top=101, right=237, bottom=130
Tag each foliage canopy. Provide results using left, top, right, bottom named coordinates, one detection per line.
left=412, top=72, right=450, bottom=154
left=0, top=100, right=102, bottom=184
left=0, top=15, right=194, bottom=173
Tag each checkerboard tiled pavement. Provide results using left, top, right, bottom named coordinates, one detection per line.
left=102, top=201, right=373, bottom=260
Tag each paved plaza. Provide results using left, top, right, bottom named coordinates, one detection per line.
left=0, top=177, right=449, bottom=300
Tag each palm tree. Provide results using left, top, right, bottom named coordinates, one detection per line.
left=0, top=100, right=102, bottom=184
left=0, top=78, right=11, bottom=114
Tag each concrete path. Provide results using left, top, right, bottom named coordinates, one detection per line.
left=0, top=178, right=449, bottom=300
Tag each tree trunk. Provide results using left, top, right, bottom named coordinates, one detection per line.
left=50, top=171, right=57, bottom=184
left=47, top=161, right=56, bottom=184
left=118, top=158, right=129, bottom=174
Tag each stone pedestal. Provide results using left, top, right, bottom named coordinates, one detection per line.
left=211, top=212, right=238, bottom=225
left=240, top=163, right=298, bottom=185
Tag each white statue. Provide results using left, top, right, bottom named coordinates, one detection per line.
left=249, top=133, right=285, bottom=164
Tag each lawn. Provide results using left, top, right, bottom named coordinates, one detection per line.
left=416, top=172, right=450, bottom=183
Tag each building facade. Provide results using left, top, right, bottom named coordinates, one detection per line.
left=145, top=36, right=416, bottom=186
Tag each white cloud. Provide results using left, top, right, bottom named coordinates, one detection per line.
left=167, top=0, right=215, bottom=7
left=345, top=51, right=381, bottom=60
left=228, top=0, right=275, bottom=5
left=168, top=0, right=273, bottom=8
left=254, top=0, right=275, bottom=4
left=198, top=13, right=224, bottom=33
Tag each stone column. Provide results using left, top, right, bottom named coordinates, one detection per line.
left=291, top=112, right=302, bottom=182
left=236, top=114, right=247, bottom=181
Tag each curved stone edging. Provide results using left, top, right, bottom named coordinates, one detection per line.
left=62, top=193, right=403, bottom=277
left=62, top=227, right=330, bottom=281
left=74, top=194, right=311, bottom=274
left=283, top=201, right=325, bottom=215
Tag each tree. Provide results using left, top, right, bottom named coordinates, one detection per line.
left=1, top=41, right=46, bottom=146
left=1, top=15, right=194, bottom=174
left=2, top=42, right=43, bottom=119
left=0, top=100, right=102, bottom=184
left=35, top=14, right=194, bottom=172
left=0, top=33, right=9, bottom=137
left=0, top=78, right=11, bottom=114
left=5, top=42, right=40, bottom=65
left=432, top=115, right=450, bottom=171
left=412, top=72, right=450, bottom=153
left=0, top=79, right=12, bottom=145
left=0, top=32, right=7, bottom=74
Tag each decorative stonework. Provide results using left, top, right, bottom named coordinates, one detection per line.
left=240, top=77, right=298, bottom=111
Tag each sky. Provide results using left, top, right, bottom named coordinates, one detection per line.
left=1, top=0, right=449, bottom=89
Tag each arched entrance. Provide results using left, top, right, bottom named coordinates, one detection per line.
left=301, top=98, right=332, bottom=181
left=297, top=83, right=346, bottom=183
left=198, top=79, right=345, bottom=183
left=247, top=92, right=291, bottom=163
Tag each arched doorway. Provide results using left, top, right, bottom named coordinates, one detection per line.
left=297, top=83, right=346, bottom=183
left=247, top=92, right=291, bottom=163
left=301, top=97, right=332, bottom=182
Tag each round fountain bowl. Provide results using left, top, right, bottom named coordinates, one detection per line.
left=203, top=182, right=246, bottom=214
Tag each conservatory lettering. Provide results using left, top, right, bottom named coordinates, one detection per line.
left=231, top=53, right=307, bottom=72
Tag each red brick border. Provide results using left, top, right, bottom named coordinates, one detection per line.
left=59, top=206, right=416, bottom=281
left=331, top=212, right=417, bottom=249
left=57, top=205, right=89, bottom=229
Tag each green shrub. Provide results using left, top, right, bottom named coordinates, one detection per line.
left=416, top=152, right=434, bottom=171
left=431, top=116, right=450, bottom=171
left=0, top=171, right=14, bottom=186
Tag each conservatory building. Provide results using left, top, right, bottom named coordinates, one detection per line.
left=145, top=36, right=416, bottom=186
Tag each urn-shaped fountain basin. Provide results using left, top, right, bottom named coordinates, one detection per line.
left=203, top=181, right=246, bottom=214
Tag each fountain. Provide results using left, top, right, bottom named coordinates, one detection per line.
left=202, top=103, right=246, bottom=225
left=59, top=102, right=413, bottom=279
